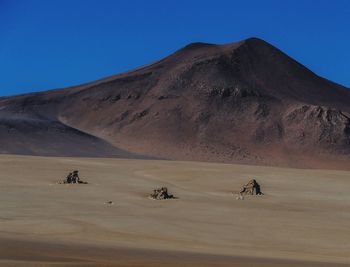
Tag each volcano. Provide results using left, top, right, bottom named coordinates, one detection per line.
left=1, top=38, right=349, bottom=168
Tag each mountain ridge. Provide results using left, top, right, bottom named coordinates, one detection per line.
left=0, top=37, right=349, bottom=169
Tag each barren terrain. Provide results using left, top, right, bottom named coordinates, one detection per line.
left=1, top=38, right=349, bottom=168
left=0, top=155, right=349, bottom=266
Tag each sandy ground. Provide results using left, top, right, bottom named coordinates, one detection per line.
left=0, top=155, right=349, bottom=266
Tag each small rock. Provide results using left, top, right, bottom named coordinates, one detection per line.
left=149, top=187, right=176, bottom=200
left=57, top=170, right=88, bottom=184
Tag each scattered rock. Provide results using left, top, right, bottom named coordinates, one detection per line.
left=104, top=201, right=114, bottom=205
left=237, top=179, right=263, bottom=198
left=149, top=187, right=175, bottom=200
left=57, top=170, right=88, bottom=184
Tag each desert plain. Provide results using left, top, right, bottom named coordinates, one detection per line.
left=0, top=155, right=349, bottom=266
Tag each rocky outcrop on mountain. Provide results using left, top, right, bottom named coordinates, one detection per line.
left=283, top=105, right=350, bottom=153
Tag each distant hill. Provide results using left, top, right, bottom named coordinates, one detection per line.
left=1, top=38, right=349, bottom=168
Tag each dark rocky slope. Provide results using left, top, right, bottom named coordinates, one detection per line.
left=0, top=38, right=349, bottom=168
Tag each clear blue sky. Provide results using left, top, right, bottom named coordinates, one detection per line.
left=0, top=0, right=349, bottom=96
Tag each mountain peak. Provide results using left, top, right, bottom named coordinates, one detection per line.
left=0, top=38, right=349, bottom=168
left=182, top=42, right=215, bottom=50
left=244, top=37, right=268, bottom=44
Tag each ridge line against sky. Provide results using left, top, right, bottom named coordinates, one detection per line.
left=0, top=0, right=349, bottom=96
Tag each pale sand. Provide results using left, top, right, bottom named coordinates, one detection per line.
left=0, top=155, right=349, bottom=266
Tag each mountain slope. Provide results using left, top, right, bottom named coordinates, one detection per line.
left=0, top=37, right=349, bottom=168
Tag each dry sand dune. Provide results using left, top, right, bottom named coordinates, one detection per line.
left=0, top=155, right=349, bottom=266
